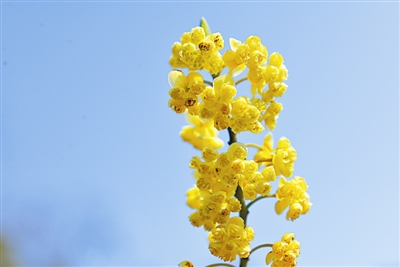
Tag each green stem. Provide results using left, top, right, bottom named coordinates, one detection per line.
left=227, top=127, right=237, bottom=146
left=212, top=72, right=221, bottom=80
left=205, top=264, right=235, bottom=267
left=204, top=80, right=213, bottom=86
left=227, top=127, right=248, bottom=267
left=235, top=77, right=248, bottom=86
left=240, top=257, right=249, bottom=267
left=236, top=186, right=248, bottom=226
left=247, top=194, right=276, bottom=210
left=249, top=243, right=273, bottom=256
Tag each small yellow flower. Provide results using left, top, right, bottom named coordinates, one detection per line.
left=275, top=176, right=312, bottom=221
left=263, top=101, right=283, bottom=131
left=186, top=186, right=203, bottom=209
left=169, top=20, right=225, bottom=75
left=197, top=74, right=238, bottom=131
left=272, top=137, right=297, bottom=177
left=168, top=70, right=206, bottom=115
left=178, top=260, right=194, bottom=267
left=222, top=38, right=248, bottom=77
left=227, top=197, right=241, bottom=212
left=230, top=97, right=264, bottom=134
left=180, top=112, right=223, bottom=150
left=254, top=133, right=273, bottom=165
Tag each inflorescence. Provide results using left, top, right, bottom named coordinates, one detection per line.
left=169, top=18, right=312, bottom=267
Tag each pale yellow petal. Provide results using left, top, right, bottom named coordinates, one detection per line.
left=168, top=70, right=186, bottom=88
left=200, top=17, right=211, bottom=36
left=229, top=37, right=241, bottom=52
left=231, top=63, right=247, bottom=77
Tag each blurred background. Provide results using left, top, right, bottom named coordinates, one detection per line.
left=1, top=1, right=399, bottom=266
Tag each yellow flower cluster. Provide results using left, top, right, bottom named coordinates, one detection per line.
left=168, top=70, right=206, bottom=115
left=222, top=36, right=289, bottom=130
left=229, top=96, right=264, bottom=134
left=187, top=144, right=265, bottom=227
left=188, top=188, right=236, bottom=231
left=169, top=71, right=265, bottom=135
left=208, top=217, right=254, bottom=262
left=168, top=24, right=288, bottom=135
left=266, top=233, right=300, bottom=267
left=254, top=133, right=298, bottom=178
left=275, top=176, right=312, bottom=221
left=199, top=75, right=265, bottom=133
left=169, top=26, right=225, bottom=75
left=169, top=18, right=312, bottom=267
left=185, top=143, right=273, bottom=260
left=180, top=113, right=224, bottom=150
left=197, top=74, right=236, bottom=128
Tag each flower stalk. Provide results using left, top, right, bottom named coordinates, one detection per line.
left=168, top=17, right=312, bottom=267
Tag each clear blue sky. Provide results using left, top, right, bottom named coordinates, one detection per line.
left=2, top=1, right=399, bottom=267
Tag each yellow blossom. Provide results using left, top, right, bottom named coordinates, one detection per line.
left=169, top=21, right=225, bottom=75
left=266, top=233, right=300, bottom=267
left=168, top=70, right=206, bottom=115
left=263, top=101, right=283, bottom=131
left=222, top=38, right=250, bottom=77
left=186, top=186, right=203, bottom=209
left=254, top=133, right=273, bottom=165
left=275, top=176, right=312, bottom=221
left=178, top=260, right=194, bottom=267
left=208, top=217, right=254, bottom=262
left=180, top=112, right=223, bottom=150
left=272, top=137, right=297, bottom=177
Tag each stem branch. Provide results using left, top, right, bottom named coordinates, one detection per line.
left=227, top=127, right=249, bottom=267
left=204, top=80, right=213, bottom=86
left=205, top=264, right=235, bottom=267
left=235, top=77, right=248, bottom=86
left=246, top=194, right=276, bottom=210
left=249, top=243, right=273, bottom=256
left=227, top=127, right=237, bottom=146
left=254, top=159, right=272, bottom=164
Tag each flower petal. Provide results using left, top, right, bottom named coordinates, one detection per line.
left=266, top=251, right=274, bottom=265
left=229, top=37, right=241, bottom=52
left=168, top=70, right=186, bottom=88
left=275, top=198, right=291, bottom=214
left=200, top=17, right=211, bottom=36
left=231, top=63, right=247, bottom=77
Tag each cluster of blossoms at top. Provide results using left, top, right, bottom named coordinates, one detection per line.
left=169, top=71, right=265, bottom=134
left=168, top=20, right=289, bottom=142
left=223, top=37, right=288, bottom=130
left=169, top=26, right=225, bottom=75
left=169, top=18, right=312, bottom=267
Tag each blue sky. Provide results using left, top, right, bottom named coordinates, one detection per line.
left=1, top=1, right=399, bottom=267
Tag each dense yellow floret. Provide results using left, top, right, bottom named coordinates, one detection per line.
left=266, top=233, right=301, bottom=266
